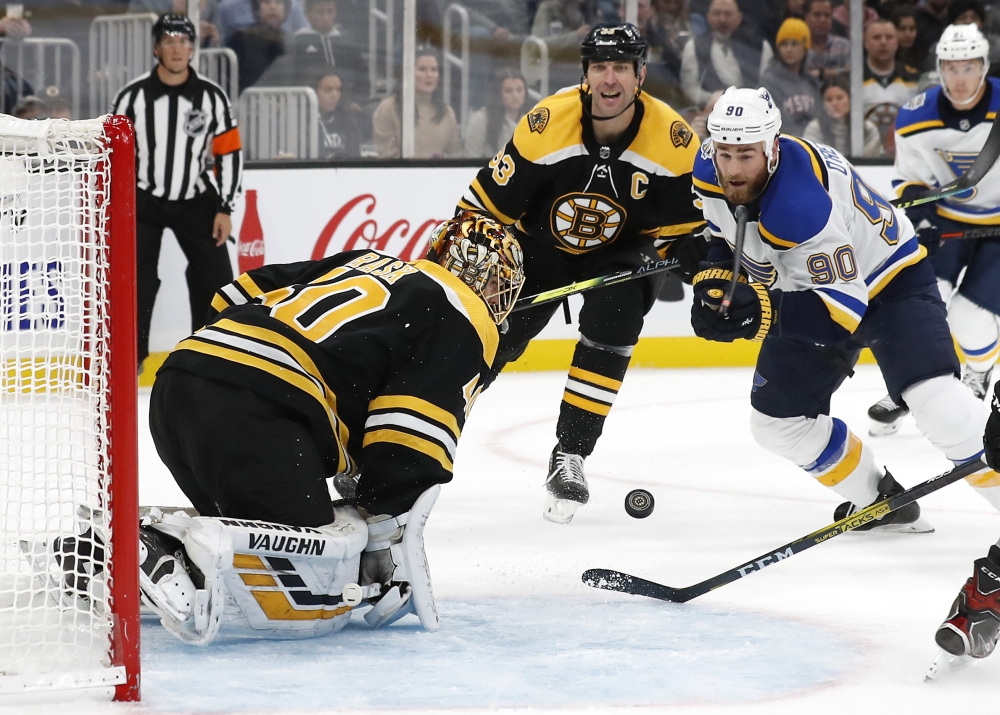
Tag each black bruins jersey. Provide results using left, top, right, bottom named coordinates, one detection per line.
left=458, top=87, right=705, bottom=256
left=161, top=250, right=498, bottom=488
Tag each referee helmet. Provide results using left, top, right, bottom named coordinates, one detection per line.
left=153, top=14, right=197, bottom=44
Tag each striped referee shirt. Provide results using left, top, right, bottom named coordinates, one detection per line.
left=112, top=68, right=243, bottom=213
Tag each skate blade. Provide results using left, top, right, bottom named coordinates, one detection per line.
left=925, top=649, right=973, bottom=681
left=543, top=494, right=582, bottom=524
left=868, top=418, right=902, bottom=437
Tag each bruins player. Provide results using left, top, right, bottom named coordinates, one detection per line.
left=457, top=24, right=706, bottom=524
left=140, top=214, right=524, bottom=643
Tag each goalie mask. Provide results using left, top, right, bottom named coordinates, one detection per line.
left=427, top=212, right=525, bottom=325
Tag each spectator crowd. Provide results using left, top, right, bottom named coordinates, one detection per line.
left=3, top=0, right=1000, bottom=159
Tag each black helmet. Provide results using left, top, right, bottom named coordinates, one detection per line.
left=152, top=14, right=197, bottom=44
left=580, top=24, right=647, bottom=75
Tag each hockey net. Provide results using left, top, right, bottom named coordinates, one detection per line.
left=0, top=116, right=139, bottom=700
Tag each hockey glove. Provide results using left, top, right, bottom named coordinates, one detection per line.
left=691, top=267, right=772, bottom=343
left=659, top=228, right=711, bottom=283
left=902, top=191, right=941, bottom=253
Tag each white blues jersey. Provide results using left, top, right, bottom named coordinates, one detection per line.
left=692, top=136, right=923, bottom=335
left=894, top=79, right=1000, bottom=225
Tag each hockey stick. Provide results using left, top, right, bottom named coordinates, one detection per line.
left=511, top=256, right=680, bottom=312
left=582, top=458, right=987, bottom=603
left=890, top=118, right=1000, bottom=210
left=719, top=204, right=749, bottom=317
left=940, top=226, right=1000, bottom=240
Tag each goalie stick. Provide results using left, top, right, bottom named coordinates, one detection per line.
left=890, top=115, right=1000, bottom=210
left=583, top=458, right=987, bottom=603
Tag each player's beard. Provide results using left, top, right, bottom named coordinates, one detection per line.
left=720, top=169, right=770, bottom=205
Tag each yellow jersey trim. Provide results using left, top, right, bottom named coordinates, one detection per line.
left=784, top=135, right=824, bottom=184
left=369, top=394, right=460, bottom=440
left=568, top=366, right=622, bottom=391
left=236, top=273, right=265, bottom=299
left=869, top=244, right=928, bottom=298
left=413, top=259, right=499, bottom=367
left=469, top=178, right=517, bottom=225
left=897, top=119, right=945, bottom=136
left=758, top=223, right=799, bottom=249
left=622, top=97, right=700, bottom=177
left=936, top=205, right=1000, bottom=225
left=562, top=390, right=613, bottom=416
left=512, top=89, right=584, bottom=164
left=363, top=428, right=454, bottom=472
left=692, top=176, right=725, bottom=195
left=816, top=294, right=862, bottom=333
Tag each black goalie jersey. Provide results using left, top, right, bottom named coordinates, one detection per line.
left=457, top=87, right=705, bottom=255
left=160, top=250, right=498, bottom=489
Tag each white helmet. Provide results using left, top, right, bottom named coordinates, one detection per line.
left=706, top=86, right=783, bottom=174
left=936, top=23, right=990, bottom=104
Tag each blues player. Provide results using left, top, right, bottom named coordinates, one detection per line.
left=688, top=86, right=1000, bottom=532
left=868, top=24, right=1000, bottom=436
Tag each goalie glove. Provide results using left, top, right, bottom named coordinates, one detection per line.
left=691, top=266, right=773, bottom=342
left=361, top=485, right=440, bottom=631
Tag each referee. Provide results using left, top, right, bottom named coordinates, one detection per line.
left=112, top=14, right=243, bottom=371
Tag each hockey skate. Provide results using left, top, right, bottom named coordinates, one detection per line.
left=867, top=394, right=908, bottom=436
left=960, top=365, right=993, bottom=401
left=138, top=518, right=201, bottom=628
left=935, top=546, right=1000, bottom=659
left=833, top=472, right=934, bottom=533
left=543, top=444, right=589, bottom=524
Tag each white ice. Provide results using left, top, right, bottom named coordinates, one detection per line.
left=5, top=364, right=997, bottom=715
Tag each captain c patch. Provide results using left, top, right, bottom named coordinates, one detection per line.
left=670, top=120, right=693, bottom=148
left=527, top=107, right=550, bottom=134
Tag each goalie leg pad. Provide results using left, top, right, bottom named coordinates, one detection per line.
left=144, top=504, right=369, bottom=645
left=362, top=485, right=440, bottom=631
left=750, top=410, right=881, bottom=507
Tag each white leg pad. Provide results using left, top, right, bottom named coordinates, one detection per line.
left=949, top=293, right=1000, bottom=370
left=146, top=505, right=369, bottom=645
left=903, top=375, right=990, bottom=462
left=750, top=410, right=880, bottom=506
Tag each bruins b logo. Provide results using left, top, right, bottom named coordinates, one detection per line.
left=550, top=193, right=626, bottom=252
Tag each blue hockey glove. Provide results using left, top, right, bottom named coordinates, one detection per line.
left=691, top=267, right=773, bottom=343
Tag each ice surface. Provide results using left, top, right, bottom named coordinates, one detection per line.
left=3, top=365, right=997, bottom=714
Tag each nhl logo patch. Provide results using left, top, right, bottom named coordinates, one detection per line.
left=599, top=146, right=610, bottom=159
left=527, top=107, right=550, bottom=134
left=670, top=120, right=693, bottom=148
left=183, top=108, right=208, bottom=137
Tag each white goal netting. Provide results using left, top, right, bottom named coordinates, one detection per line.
left=0, top=117, right=129, bottom=697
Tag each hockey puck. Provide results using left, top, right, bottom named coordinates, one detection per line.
left=625, top=489, right=654, bottom=519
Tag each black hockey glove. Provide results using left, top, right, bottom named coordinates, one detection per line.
left=984, top=388, right=1000, bottom=470
left=691, top=267, right=773, bottom=343
left=902, top=191, right=941, bottom=254
left=661, top=229, right=711, bottom=283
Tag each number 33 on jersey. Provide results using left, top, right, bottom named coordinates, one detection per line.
left=693, top=136, right=924, bottom=336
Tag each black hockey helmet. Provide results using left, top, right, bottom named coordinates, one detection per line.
left=152, top=14, right=197, bottom=44
left=581, top=24, right=647, bottom=75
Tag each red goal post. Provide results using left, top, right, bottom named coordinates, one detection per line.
left=0, top=115, right=139, bottom=701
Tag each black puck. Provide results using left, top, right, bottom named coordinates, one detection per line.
left=625, top=489, right=654, bottom=519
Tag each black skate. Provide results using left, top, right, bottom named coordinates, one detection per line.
left=543, top=444, right=589, bottom=524
left=960, top=365, right=993, bottom=401
left=833, top=472, right=934, bottom=533
left=867, top=394, right=908, bottom=436
left=935, top=545, right=1000, bottom=659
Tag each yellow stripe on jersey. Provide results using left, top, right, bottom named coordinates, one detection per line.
left=369, top=394, right=460, bottom=441
left=562, top=390, right=613, bottom=416
left=966, top=469, right=1000, bottom=489
left=758, top=223, right=798, bottom=249
left=173, top=336, right=351, bottom=473
left=869, top=244, right=927, bottom=298
left=815, top=293, right=862, bottom=333
left=936, top=205, right=1000, bottom=225
left=816, top=433, right=863, bottom=487
left=469, top=177, right=517, bottom=225
left=896, top=119, right=945, bottom=136
left=568, top=366, right=622, bottom=391
left=363, top=428, right=454, bottom=472
left=784, top=136, right=825, bottom=185
left=893, top=181, right=928, bottom=198
left=237, top=273, right=265, bottom=299
left=621, top=98, right=700, bottom=177
left=211, top=293, right=230, bottom=313
left=988, top=111, right=997, bottom=121
left=693, top=176, right=725, bottom=195
left=413, top=259, right=499, bottom=367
